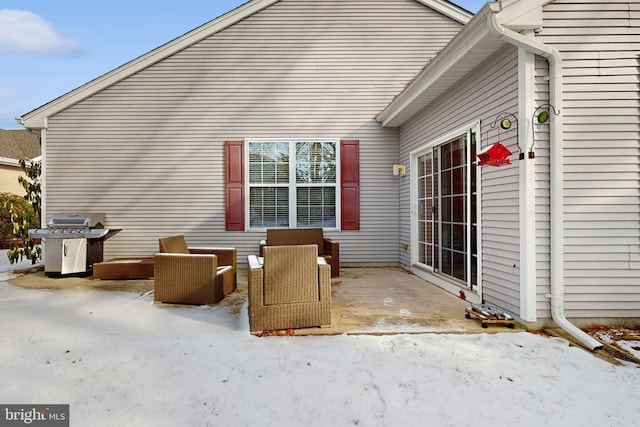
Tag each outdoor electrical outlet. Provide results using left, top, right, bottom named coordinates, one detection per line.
left=401, top=243, right=408, bottom=250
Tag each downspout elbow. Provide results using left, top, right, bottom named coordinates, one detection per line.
left=488, top=9, right=558, bottom=62
left=487, top=8, right=505, bottom=39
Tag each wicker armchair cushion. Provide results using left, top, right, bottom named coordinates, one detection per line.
left=266, top=228, right=325, bottom=254
left=260, top=228, right=340, bottom=277
left=263, top=245, right=319, bottom=305
left=159, top=235, right=190, bottom=254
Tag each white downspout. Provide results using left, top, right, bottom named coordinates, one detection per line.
left=487, top=5, right=602, bottom=350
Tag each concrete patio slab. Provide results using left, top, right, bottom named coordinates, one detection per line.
left=296, top=267, right=522, bottom=335
left=7, top=266, right=523, bottom=335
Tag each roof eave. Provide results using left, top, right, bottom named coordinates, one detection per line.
left=20, top=0, right=279, bottom=129
left=0, top=156, right=21, bottom=167
left=416, top=0, right=474, bottom=24
left=377, top=4, right=499, bottom=128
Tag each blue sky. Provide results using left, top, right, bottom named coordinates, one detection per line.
left=0, top=0, right=487, bottom=130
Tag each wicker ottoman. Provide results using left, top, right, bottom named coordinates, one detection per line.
left=93, top=258, right=154, bottom=280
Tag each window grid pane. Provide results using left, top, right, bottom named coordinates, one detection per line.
left=249, top=142, right=289, bottom=184
left=296, top=142, right=336, bottom=184
left=296, top=186, right=336, bottom=227
left=249, top=187, right=289, bottom=227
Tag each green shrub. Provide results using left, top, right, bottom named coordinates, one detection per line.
left=0, top=193, right=35, bottom=247
left=6, top=159, right=41, bottom=264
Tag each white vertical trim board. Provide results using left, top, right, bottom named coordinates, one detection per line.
left=518, top=45, right=537, bottom=322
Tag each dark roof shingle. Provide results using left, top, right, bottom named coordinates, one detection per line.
left=0, top=129, right=41, bottom=160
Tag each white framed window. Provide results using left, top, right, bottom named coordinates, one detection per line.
left=247, top=139, right=339, bottom=229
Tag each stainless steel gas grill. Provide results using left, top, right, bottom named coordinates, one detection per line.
left=29, top=213, right=121, bottom=277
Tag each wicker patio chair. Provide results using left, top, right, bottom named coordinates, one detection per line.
left=154, top=235, right=237, bottom=305
left=258, top=228, right=340, bottom=277
left=248, top=244, right=331, bottom=334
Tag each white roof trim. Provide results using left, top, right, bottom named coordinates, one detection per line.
left=0, top=156, right=20, bottom=167
left=377, top=0, right=553, bottom=127
left=416, top=0, right=474, bottom=23
left=377, top=4, right=494, bottom=127
left=20, top=0, right=279, bottom=129
left=0, top=155, right=40, bottom=166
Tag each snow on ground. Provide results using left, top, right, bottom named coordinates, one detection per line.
left=0, top=249, right=40, bottom=275
left=0, top=253, right=639, bottom=426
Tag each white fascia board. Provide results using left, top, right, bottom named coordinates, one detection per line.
left=0, top=155, right=40, bottom=167
left=377, top=4, right=492, bottom=127
left=0, top=156, right=20, bottom=167
left=20, top=0, right=279, bottom=129
left=415, top=0, right=474, bottom=24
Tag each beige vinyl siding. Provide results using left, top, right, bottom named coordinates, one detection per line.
left=42, top=0, right=463, bottom=264
left=398, top=45, right=521, bottom=313
left=0, top=165, right=26, bottom=196
left=536, top=0, right=640, bottom=318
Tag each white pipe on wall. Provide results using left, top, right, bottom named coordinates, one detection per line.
left=487, top=3, right=602, bottom=351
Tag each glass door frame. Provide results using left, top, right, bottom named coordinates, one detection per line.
left=410, top=121, right=481, bottom=293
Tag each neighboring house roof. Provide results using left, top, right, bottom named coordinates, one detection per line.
left=19, top=0, right=472, bottom=129
left=377, top=0, right=549, bottom=127
left=0, top=129, right=41, bottom=166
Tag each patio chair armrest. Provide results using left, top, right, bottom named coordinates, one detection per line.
left=154, top=253, right=219, bottom=283
left=318, top=261, right=331, bottom=302
left=247, top=255, right=263, bottom=270
left=189, top=247, right=237, bottom=268
left=322, top=238, right=339, bottom=277
left=154, top=253, right=224, bottom=305
left=323, top=238, right=339, bottom=257
left=259, top=240, right=267, bottom=257
left=216, top=265, right=233, bottom=276
left=156, top=252, right=217, bottom=266
left=247, top=255, right=265, bottom=308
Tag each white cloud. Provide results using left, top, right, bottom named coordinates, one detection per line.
left=0, top=9, right=84, bottom=55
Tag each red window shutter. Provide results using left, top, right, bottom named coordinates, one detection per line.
left=225, top=141, right=244, bottom=231
left=340, top=139, right=360, bottom=230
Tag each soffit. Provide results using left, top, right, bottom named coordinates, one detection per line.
left=377, top=4, right=511, bottom=127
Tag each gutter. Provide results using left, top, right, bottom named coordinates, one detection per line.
left=487, top=4, right=602, bottom=351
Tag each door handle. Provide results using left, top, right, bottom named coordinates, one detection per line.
left=64, top=243, right=67, bottom=257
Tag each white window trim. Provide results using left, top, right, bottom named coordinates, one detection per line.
left=245, top=138, right=341, bottom=231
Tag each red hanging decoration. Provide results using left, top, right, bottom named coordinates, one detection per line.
left=476, top=142, right=512, bottom=167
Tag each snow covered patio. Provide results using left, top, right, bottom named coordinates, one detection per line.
left=6, top=265, right=519, bottom=335
left=1, top=262, right=639, bottom=426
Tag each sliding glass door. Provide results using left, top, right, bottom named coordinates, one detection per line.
left=414, top=129, right=477, bottom=289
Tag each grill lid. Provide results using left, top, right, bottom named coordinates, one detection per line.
left=29, top=212, right=121, bottom=240
left=47, top=212, right=105, bottom=229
